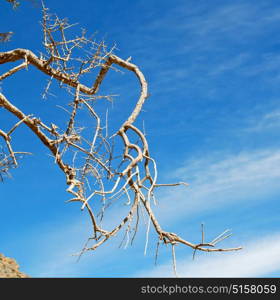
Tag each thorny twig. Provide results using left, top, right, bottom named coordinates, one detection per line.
left=0, top=6, right=242, bottom=276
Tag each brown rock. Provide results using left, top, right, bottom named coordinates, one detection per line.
left=0, top=253, right=29, bottom=278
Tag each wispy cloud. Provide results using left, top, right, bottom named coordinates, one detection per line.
left=240, top=53, right=280, bottom=78
left=136, top=232, right=280, bottom=277
left=246, top=109, right=280, bottom=132
left=181, top=3, right=259, bottom=37
left=170, top=1, right=280, bottom=54
left=145, top=2, right=262, bottom=37
left=131, top=1, right=280, bottom=99
left=153, top=148, right=280, bottom=223
left=20, top=145, right=280, bottom=277
left=26, top=147, right=280, bottom=277
left=24, top=206, right=132, bottom=277
left=209, top=53, right=249, bottom=76
left=175, top=149, right=280, bottom=184
left=24, top=146, right=280, bottom=277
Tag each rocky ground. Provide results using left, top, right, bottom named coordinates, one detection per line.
left=0, top=253, right=28, bottom=278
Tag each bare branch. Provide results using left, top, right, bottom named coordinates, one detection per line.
left=0, top=5, right=242, bottom=273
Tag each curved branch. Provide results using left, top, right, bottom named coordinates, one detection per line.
left=0, top=9, right=242, bottom=269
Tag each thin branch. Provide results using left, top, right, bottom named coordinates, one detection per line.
left=0, top=5, right=242, bottom=269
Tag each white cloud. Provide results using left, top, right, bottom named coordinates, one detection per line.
left=153, top=148, right=280, bottom=222
left=175, top=149, right=280, bottom=185
left=209, top=54, right=249, bottom=76
left=24, top=205, right=132, bottom=277
left=25, top=147, right=280, bottom=277
left=187, top=2, right=280, bottom=38
left=136, top=232, right=280, bottom=277
left=20, top=148, right=280, bottom=277
left=182, top=3, right=258, bottom=36
left=246, top=109, right=280, bottom=132
left=241, top=53, right=280, bottom=78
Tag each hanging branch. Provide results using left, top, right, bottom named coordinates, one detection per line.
left=0, top=6, right=242, bottom=272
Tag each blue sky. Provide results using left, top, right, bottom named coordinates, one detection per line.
left=1, top=0, right=280, bottom=277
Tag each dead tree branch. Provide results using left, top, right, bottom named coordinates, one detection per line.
left=0, top=6, right=241, bottom=272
